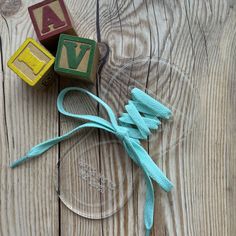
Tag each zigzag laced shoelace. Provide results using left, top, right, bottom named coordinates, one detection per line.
left=11, top=87, right=173, bottom=236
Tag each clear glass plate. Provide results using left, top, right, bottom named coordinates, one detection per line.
left=55, top=57, right=200, bottom=219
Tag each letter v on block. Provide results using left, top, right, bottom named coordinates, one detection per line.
left=63, top=41, right=91, bottom=70
left=55, top=34, right=100, bottom=84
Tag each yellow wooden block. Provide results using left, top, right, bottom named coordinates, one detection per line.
left=7, top=38, right=55, bottom=87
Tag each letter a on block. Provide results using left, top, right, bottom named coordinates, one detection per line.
left=41, top=5, right=66, bottom=34
left=28, top=0, right=76, bottom=51
left=63, top=41, right=91, bottom=69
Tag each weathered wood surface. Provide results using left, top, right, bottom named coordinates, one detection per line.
left=1, top=0, right=236, bottom=235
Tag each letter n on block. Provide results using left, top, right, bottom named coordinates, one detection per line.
left=28, top=0, right=76, bottom=51
left=7, top=38, right=55, bottom=88
left=54, top=34, right=100, bottom=83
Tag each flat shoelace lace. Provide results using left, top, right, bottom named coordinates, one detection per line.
left=10, top=87, right=173, bottom=235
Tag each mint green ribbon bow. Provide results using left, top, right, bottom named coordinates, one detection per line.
left=11, top=87, right=173, bottom=235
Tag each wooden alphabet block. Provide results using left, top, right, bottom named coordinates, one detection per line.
left=54, top=34, right=100, bottom=83
left=7, top=38, right=55, bottom=87
left=28, top=0, right=76, bottom=51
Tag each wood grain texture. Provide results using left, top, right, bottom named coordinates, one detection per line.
left=0, top=1, right=59, bottom=236
left=57, top=2, right=103, bottom=236
left=1, top=0, right=236, bottom=236
left=0, top=0, right=22, bottom=17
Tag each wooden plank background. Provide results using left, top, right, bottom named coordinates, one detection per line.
left=1, top=0, right=236, bottom=235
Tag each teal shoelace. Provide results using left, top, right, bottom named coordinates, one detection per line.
left=11, top=87, right=173, bottom=235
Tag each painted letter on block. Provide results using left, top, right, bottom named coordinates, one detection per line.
left=63, top=41, right=91, bottom=69
left=18, top=48, right=46, bottom=74
left=28, top=0, right=76, bottom=51
left=41, top=5, right=66, bottom=34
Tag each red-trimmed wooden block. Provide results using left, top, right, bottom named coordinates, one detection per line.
left=28, top=0, right=76, bottom=52
left=54, top=34, right=100, bottom=84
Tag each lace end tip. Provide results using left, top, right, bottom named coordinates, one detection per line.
left=10, top=157, right=27, bottom=168
left=10, top=161, right=21, bottom=169
left=167, top=112, right=173, bottom=120
left=10, top=162, right=18, bottom=169
left=166, top=182, right=174, bottom=192
left=161, top=180, right=174, bottom=192
left=145, top=229, right=151, bottom=236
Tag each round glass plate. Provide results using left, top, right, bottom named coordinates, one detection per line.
left=55, top=57, right=199, bottom=219
left=55, top=89, right=137, bottom=219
